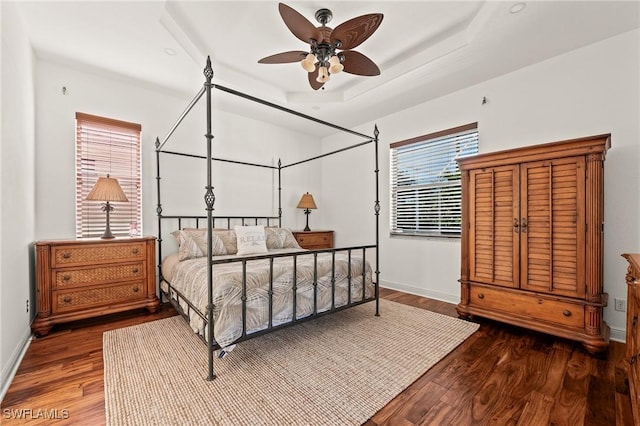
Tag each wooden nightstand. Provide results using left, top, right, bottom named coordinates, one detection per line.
left=32, top=236, right=159, bottom=336
left=292, top=230, right=334, bottom=250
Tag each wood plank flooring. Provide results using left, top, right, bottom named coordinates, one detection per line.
left=1, top=288, right=634, bottom=425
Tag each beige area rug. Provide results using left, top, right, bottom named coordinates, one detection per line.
left=103, top=299, right=479, bottom=425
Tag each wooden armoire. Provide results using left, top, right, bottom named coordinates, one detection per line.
left=456, top=134, right=610, bottom=353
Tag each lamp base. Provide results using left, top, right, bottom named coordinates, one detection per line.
left=101, top=201, right=116, bottom=239
left=101, top=229, right=115, bottom=239
left=304, top=209, right=311, bottom=232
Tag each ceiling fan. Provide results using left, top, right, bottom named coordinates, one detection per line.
left=258, top=3, right=384, bottom=90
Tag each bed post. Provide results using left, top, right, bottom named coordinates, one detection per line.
left=278, top=158, right=282, bottom=227
left=203, top=56, right=217, bottom=381
left=155, top=137, right=163, bottom=303
left=374, top=125, right=381, bottom=317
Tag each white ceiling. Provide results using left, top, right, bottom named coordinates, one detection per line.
left=15, top=1, right=640, bottom=137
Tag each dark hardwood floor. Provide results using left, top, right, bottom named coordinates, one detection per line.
left=0, top=288, right=634, bottom=425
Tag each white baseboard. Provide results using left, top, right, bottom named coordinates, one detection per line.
left=379, top=280, right=459, bottom=305
left=379, top=280, right=627, bottom=344
left=609, top=326, right=625, bottom=343
left=0, top=328, right=32, bottom=404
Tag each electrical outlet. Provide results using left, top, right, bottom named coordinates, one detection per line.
left=26, top=299, right=29, bottom=313
left=614, top=298, right=626, bottom=312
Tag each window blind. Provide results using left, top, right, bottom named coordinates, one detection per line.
left=75, top=112, right=142, bottom=238
left=390, top=123, right=478, bottom=237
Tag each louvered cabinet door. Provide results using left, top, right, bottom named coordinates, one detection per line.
left=520, top=157, right=586, bottom=298
left=469, top=165, right=519, bottom=287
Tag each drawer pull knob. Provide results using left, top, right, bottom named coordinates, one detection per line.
left=62, top=275, right=71, bottom=281
left=562, top=310, right=571, bottom=317
left=63, top=296, right=72, bottom=303
left=132, top=268, right=139, bottom=273
left=631, top=355, right=637, bottom=365
left=633, top=315, right=638, bottom=328
left=132, top=248, right=139, bottom=254
left=133, top=287, right=140, bottom=293
left=477, top=293, right=484, bottom=299
left=62, top=253, right=71, bottom=259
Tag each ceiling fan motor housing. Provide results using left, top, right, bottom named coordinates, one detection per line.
left=315, top=8, right=333, bottom=25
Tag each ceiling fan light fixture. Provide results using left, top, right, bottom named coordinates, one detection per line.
left=301, top=53, right=316, bottom=72
left=316, top=66, right=330, bottom=83
left=328, top=55, right=343, bottom=74
left=258, top=3, right=383, bottom=90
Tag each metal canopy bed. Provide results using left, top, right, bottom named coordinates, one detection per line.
left=155, top=57, right=380, bottom=380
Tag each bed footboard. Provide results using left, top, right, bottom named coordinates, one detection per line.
left=160, top=244, right=378, bottom=357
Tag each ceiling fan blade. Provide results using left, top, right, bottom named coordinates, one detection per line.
left=341, top=50, right=380, bottom=76
left=279, top=3, right=322, bottom=44
left=330, top=13, right=383, bottom=50
left=258, top=51, right=308, bottom=64
left=308, top=71, right=324, bottom=90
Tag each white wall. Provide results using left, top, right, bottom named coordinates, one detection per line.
left=34, top=60, right=323, bottom=246
left=1, top=46, right=324, bottom=400
left=0, top=2, right=36, bottom=400
left=321, top=29, right=640, bottom=341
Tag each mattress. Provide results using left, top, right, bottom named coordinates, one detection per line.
left=161, top=248, right=374, bottom=348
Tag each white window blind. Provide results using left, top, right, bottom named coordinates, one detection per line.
left=75, top=112, right=142, bottom=238
left=390, top=123, right=478, bottom=237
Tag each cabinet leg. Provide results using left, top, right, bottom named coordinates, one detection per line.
left=581, top=340, right=608, bottom=355
left=32, top=321, right=53, bottom=337
left=456, top=305, right=471, bottom=319
left=146, top=297, right=160, bottom=314
left=581, top=322, right=610, bottom=355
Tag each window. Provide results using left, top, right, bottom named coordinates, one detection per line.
left=75, top=112, right=142, bottom=238
left=390, top=123, right=478, bottom=237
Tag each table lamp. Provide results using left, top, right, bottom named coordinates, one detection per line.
left=86, top=174, right=129, bottom=239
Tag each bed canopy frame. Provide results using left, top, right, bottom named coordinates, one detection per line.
left=155, top=57, right=380, bottom=380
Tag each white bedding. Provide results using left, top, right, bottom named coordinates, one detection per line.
left=161, top=248, right=374, bottom=348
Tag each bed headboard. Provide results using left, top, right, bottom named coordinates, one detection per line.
left=157, top=214, right=280, bottom=265
left=161, top=215, right=280, bottom=231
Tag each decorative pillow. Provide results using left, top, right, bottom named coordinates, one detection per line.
left=234, top=225, right=268, bottom=256
left=213, top=229, right=238, bottom=255
left=172, top=230, right=201, bottom=261
left=183, top=228, right=227, bottom=256
left=172, top=229, right=227, bottom=261
left=265, top=227, right=301, bottom=249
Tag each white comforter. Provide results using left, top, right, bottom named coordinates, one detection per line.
left=161, top=248, right=374, bottom=348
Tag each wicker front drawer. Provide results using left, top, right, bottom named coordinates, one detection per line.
left=52, top=281, right=147, bottom=313
left=54, top=262, right=145, bottom=289
left=469, top=285, right=585, bottom=329
left=51, top=242, right=146, bottom=268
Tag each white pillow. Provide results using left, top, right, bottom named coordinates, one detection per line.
left=234, top=225, right=268, bottom=256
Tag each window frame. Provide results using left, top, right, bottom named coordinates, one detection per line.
left=390, top=122, right=478, bottom=239
left=75, top=112, right=142, bottom=239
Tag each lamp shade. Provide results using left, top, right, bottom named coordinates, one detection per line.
left=316, top=66, right=330, bottom=83
left=301, top=53, right=316, bottom=73
left=296, top=192, right=317, bottom=210
left=86, top=175, right=128, bottom=202
left=329, top=55, right=343, bottom=74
